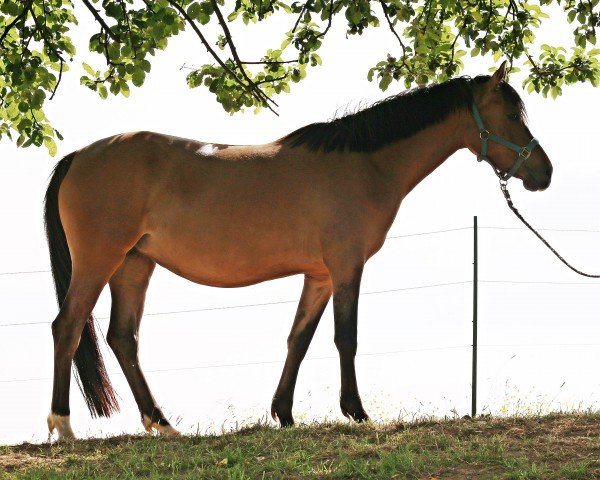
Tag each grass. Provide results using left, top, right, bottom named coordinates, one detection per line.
left=1, top=412, right=598, bottom=479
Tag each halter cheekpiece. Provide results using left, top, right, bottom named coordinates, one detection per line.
left=470, top=102, right=540, bottom=182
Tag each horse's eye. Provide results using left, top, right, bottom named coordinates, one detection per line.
left=507, top=113, right=519, bottom=121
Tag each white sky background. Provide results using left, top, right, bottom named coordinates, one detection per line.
left=0, top=3, right=599, bottom=445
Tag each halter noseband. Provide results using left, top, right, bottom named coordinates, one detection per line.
left=471, top=102, right=540, bottom=182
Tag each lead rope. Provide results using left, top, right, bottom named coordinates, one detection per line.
left=499, top=179, right=600, bottom=278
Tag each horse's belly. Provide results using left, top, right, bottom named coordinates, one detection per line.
left=134, top=232, right=326, bottom=287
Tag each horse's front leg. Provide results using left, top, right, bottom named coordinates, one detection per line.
left=271, top=274, right=332, bottom=426
left=331, top=263, right=369, bottom=422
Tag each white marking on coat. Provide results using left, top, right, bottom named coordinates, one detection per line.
left=142, top=414, right=181, bottom=436
left=197, top=144, right=217, bottom=156
left=47, top=412, right=76, bottom=440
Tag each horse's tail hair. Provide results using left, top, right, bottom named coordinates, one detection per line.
left=44, top=152, right=119, bottom=418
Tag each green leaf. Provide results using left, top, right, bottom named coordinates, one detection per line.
left=120, top=81, right=130, bottom=98
left=44, top=136, right=57, bottom=156
left=82, top=62, right=96, bottom=76
left=187, top=3, right=202, bottom=19
left=140, top=59, right=152, bottom=73
left=132, top=69, right=145, bottom=87
left=109, top=81, right=120, bottom=95
left=379, top=75, right=392, bottom=91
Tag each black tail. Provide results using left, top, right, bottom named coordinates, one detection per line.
left=44, top=152, right=119, bottom=418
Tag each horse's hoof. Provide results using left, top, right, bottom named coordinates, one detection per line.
left=341, top=408, right=370, bottom=423
left=272, top=411, right=295, bottom=428
left=142, top=415, right=181, bottom=436
left=353, top=411, right=370, bottom=423
left=47, top=413, right=76, bottom=440
left=340, top=400, right=370, bottom=423
left=271, top=396, right=294, bottom=427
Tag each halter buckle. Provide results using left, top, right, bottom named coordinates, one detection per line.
left=519, top=146, right=531, bottom=159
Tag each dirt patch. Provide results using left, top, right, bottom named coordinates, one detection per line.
left=0, top=452, right=63, bottom=473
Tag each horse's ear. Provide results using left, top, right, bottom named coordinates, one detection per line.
left=489, top=61, right=508, bottom=90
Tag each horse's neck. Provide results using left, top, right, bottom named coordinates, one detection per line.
left=370, top=110, right=467, bottom=200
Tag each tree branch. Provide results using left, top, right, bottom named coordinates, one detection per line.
left=167, top=0, right=277, bottom=115
left=81, top=0, right=120, bottom=42
left=254, top=74, right=287, bottom=85
left=379, top=0, right=412, bottom=72
left=0, top=0, right=34, bottom=45
left=292, top=1, right=313, bottom=33
left=482, top=0, right=494, bottom=44
left=210, top=0, right=278, bottom=109
left=450, top=20, right=466, bottom=66
left=119, top=0, right=138, bottom=58
left=32, top=1, right=66, bottom=99
left=239, top=59, right=298, bottom=65
left=50, top=60, right=64, bottom=100
left=315, top=0, right=333, bottom=39
left=525, top=51, right=543, bottom=76
left=380, top=1, right=406, bottom=54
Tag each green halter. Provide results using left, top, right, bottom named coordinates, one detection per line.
left=471, top=102, right=540, bottom=182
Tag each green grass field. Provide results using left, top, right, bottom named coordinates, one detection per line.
left=1, top=412, right=598, bottom=479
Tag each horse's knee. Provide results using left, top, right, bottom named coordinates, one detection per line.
left=286, top=325, right=314, bottom=351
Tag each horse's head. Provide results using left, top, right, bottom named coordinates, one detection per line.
left=466, top=62, right=553, bottom=191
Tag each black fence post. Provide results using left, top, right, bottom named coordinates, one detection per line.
left=472, top=215, right=478, bottom=418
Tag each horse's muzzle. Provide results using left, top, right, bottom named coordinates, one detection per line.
left=524, top=164, right=552, bottom=191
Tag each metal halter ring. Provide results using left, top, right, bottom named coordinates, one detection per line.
left=479, top=130, right=490, bottom=140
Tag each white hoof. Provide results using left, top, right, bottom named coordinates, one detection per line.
left=142, top=414, right=181, bottom=436
left=47, top=413, right=76, bottom=440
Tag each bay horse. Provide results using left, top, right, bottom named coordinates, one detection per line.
left=44, top=62, right=552, bottom=439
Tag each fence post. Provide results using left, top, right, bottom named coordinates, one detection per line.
left=472, top=215, right=478, bottom=418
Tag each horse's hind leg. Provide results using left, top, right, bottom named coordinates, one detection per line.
left=107, top=251, right=179, bottom=436
left=271, top=274, right=332, bottom=426
left=49, top=258, right=124, bottom=440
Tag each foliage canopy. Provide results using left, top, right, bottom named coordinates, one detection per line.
left=0, top=0, right=599, bottom=154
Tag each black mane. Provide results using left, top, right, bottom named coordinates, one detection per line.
left=281, top=75, right=525, bottom=153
